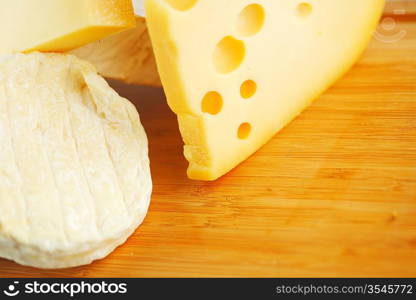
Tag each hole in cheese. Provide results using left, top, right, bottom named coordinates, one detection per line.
left=236, top=4, right=265, bottom=37
left=238, top=123, right=252, bottom=139
left=164, top=0, right=198, bottom=11
left=297, top=2, right=313, bottom=18
left=213, top=36, right=245, bottom=74
left=201, top=91, right=223, bottom=115
left=240, top=80, right=257, bottom=99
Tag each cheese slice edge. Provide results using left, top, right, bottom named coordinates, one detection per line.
left=71, top=17, right=160, bottom=86
left=0, top=0, right=135, bottom=54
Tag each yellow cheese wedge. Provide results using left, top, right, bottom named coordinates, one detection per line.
left=72, top=17, right=160, bottom=86
left=145, top=0, right=385, bottom=180
left=0, top=0, right=135, bottom=54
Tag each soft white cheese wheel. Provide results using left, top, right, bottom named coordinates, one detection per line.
left=0, top=52, right=152, bottom=269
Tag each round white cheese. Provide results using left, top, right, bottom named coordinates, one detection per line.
left=0, top=52, right=152, bottom=269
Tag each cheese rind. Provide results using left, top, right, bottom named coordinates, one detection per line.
left=145, top=0, right=385, bottom=180
left=0, top=0, right=135, bottom=54
left=0, top=53, right=152, bottom=268
left=72, top=17, right=160, bottom=86
left=71, top=1, right=159, bottom=86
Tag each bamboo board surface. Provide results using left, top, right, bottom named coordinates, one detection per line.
left=0, top=14, right=415, bottom=278
left=385, top=0, right=416, bottom=15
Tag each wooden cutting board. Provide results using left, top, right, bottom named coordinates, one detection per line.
left=1, top=14, right=415, bottom=278
left=385, top=0, right=416, bottom=14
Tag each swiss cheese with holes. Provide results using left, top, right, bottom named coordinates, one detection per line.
left=0, top=53, right=152, bottom=268
left=145, top=0, right=385, bottom=180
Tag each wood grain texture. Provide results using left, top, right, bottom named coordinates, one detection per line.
left=385, top=0, right=416, bottom=15
left=0, top=16, right=415, bottom=278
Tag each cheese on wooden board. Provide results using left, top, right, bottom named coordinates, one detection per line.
left=0, top=0, right=135, bottom=54
left=0, top=53, right=152, bottom=268
left=145, top=0, right=385, bottom=180
left=72, top=17, right=160, bottom=86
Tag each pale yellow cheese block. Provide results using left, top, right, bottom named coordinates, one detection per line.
left=0, top=0, right=136, bottom=54
left=72, top=17, right=160, bottom=86
left=145, top=0, right=385, bottom=180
